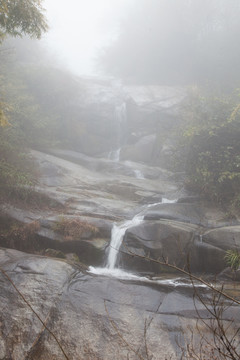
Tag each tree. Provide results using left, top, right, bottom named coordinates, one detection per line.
left=0, top=0, right=48, bottom=41
left=0, top=0, right=48, bottom=127
left=179, top=87, right=240, bottom=209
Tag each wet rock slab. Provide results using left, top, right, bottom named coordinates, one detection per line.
left=29, top=150, right=180, bottom=217
left=203, top=226, right=240, bottom=250
left=144, top=203, right=206, bottom=225
left=0, top=206, right=110, bottom=266
left=121, top=218, right=236, bottom=274
left=121, top=220, right=198, bottom=273
left=0, top=248, right=230, bottom=360
left=143, top=201, right=235, bottom=228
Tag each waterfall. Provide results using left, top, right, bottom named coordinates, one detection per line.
left=134, top=169, right=145, bottom=179
left=108, top=148, right=121, bottom=161
left=89, top=198, right=177, bottom=279
left=115, top=102, right=127, bottom=125
left=88, top=213, right=146, bottom=278
left=108, top=102, right=127, bottom=161
left=107, top=215, right=144, bottom=270
left=88, top=197, right=208, bottom=287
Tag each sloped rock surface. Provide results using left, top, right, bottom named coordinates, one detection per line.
left=0, top=248, right=234, bottom=360
left=203, top=226, right=240, bottom=251
left=120, top=220, right=198, bottom=273
left=121, top=218, right=240, bottom=274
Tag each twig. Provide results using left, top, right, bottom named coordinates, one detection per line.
left=121, top=243, right=240, bottom=305
left=104, top=300, right=145, bottom=360
left=0, top=266, right=70, bottom=360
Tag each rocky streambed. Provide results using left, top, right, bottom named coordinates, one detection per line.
left=1, top=84, right=240, bottom=359
left=0, top=148, right=240, bottom=359
left=1, top=148, right=239, bottom=275
left=1, top=247, right=240, bottom=360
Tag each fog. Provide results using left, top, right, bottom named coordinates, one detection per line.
left=42, top=0, right=134, bottom=76
left=98, top=0, right=240, bottom=87
left=1, top=2, right=240, bottom=358
left=39, top=0, right=240, bottom=88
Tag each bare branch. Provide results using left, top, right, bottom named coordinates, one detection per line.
left=104, top=300, right=145, bottom=360
left=121, top=243, right=240, bottom=305
left=0, top=266, right=71, bottom=360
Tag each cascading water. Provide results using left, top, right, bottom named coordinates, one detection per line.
left=107, top=215, right=144, bottom=270
left=108, top=102, right=127, bottom=161
left=89, top=214, right=145, bottom=279
left=115, top=102, right=127, bottom=124
left=89, top=197, right=206, bottom=287
left=108, top=148, right=121, bottom=162
left=162, top=197, right=177, bottom=204
left=89, top=199, right=172, bottom=278
left=133, top=169, right=145, bottom=179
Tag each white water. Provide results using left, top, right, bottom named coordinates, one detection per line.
left=108, top=103, right=127, bottom=162
left=107, top=214, right=144, bottom=270
left=108, top=148, right=121, bottom=161
left=134, top=169, right=145, bottom=179
left=88, top=198, right=178, bottom=281
left=89, top=266, right=148, bottom=280
left=115, top=102, right=127, bottom=124
left=162, top=197, right=177, bottom=204
left=88, top=266, right=206, bottom=288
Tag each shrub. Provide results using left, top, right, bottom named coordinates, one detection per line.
left=53, top=217, right=99, bottom=241
left=180, top=87, right=240, bottom=207
left=225, top=249, right=240, bottom=270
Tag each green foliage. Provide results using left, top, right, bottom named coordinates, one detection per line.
left=0, top=36, right=89, bottom=148
left=0, top=141, right=35, bottom=203
left=0, top=101, right=9, bottom=126
left=181, top=87, right=240, bottom=207
left=0, top=36, right=90, bottom=205
left=0, top=0, right=48, bottom=41
left=44, top=248, right=66, bottom=259
left=0, top=159, right=32, bottom=187
left=0, top=0, right=49, bottom=197
left=20, top=65, right=86, bottom=146
left=225, top=249, right=240, bottom=270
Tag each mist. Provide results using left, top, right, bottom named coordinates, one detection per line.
left=1, top=1, right=240, bottom=359
left=99, top=0, right=240, bottom=87
left=42, top=0, right=134, bottom=76
left=40, top=0, right=240, bottom=87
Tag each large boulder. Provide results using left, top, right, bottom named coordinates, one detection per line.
left=0, top=209, right=111, bottom=267
left=189, top=241, right=226, bottom=274
left=119, top=219, right=231, bottom=274
left=203, top=226, right=240, bottom=251
left=144, top=203, right=205, bottom=225
left=119, top=220, right=199, bottom=274
left=143, top=202, right=231, bottom=228
left=121, top=135, right=156, bottom=163
left=0, top=247, right=234, bottom=360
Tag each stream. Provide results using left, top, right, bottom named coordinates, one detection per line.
left=1, top=81, right=239, bottom=359
left=88, top=197, right=203, bottom=288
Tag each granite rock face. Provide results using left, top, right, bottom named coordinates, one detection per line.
left=1, top=248, right=238, bottom=360
left=120, top=220, right=198, bottom=273
left=1, top=83, right=240, bottom=358
left=1, top=147, right=239, bottom=275
left=120, top=219, right=231, bottom=275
